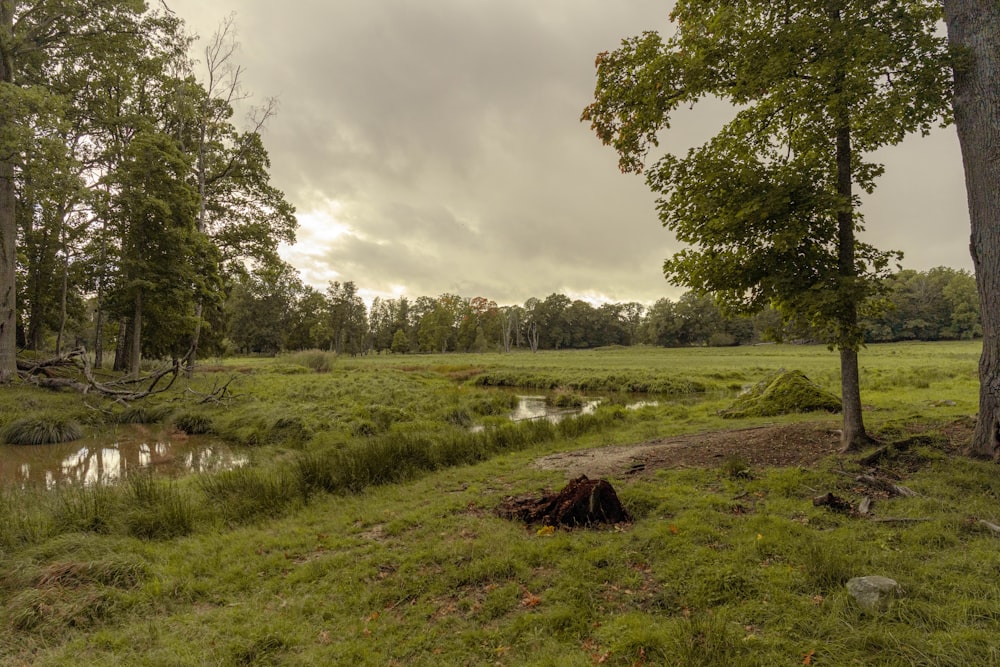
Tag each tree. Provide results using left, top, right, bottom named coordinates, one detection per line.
left=583, top=0, right=951, bottom=450
left=390, top=328, right=409, bottom=354
left=177, top=16, right=296, bottom=372
left=0, top=0, right=154, bottom=381
left=286, top=286, right=327, bottom=350
left=941, top=1, right=1000, bottom=458
left=225, top=262, right=302, bottom=354
left=109, top=130, right=212, bottom=376
left=326, top=281, right=367, bottom=356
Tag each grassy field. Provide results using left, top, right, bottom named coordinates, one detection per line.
left=1, top=341, right=997, bottom=666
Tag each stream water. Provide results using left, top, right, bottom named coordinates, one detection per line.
left=0, top=424, right=247, bottom=488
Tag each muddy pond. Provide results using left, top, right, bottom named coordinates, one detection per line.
left=0, top=424, right=247, bottom=488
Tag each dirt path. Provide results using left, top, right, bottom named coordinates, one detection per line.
left=532, top=422, right=848, bottom=479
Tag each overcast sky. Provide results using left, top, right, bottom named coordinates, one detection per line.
left=164, top=0, right=972, bottom=306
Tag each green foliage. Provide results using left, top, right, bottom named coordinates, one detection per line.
left=584, top=0, right=952, bottom=353
left=2, top=416, right=83, bottom=445
left=721, top=370, right=841, bottom=418
left=865, top=267, right=982, bottom=342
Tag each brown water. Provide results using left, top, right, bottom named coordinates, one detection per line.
left=0, top=424, right=247, bottom=488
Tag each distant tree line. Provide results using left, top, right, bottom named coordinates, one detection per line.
left=211, top=266, right=980, bottom=356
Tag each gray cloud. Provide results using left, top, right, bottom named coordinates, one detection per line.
left=168, top=0, right=972, bottom=306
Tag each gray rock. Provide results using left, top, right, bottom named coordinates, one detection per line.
left=847, top=576, right=901, bottom=611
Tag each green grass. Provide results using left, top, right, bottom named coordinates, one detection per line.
left=0, top=341, right=993, bottom=665
left=2, top=416, right=83, bottom=445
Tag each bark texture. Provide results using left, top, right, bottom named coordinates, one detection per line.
left=943, top=0, right=1000, bottom=458
left=0, top=1, right=17, bottom=383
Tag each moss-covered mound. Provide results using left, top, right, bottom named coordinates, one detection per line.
left=721, top=369, right=841, bottom=419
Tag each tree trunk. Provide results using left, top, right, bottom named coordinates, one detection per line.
left=839, top=347, right=867, bottom=449
left=113, top=319, right=128, bottom=373
left=131, top=291, right=142, bottom=380
left=55, top=224, right=70, bottom=356
left=834, top=119, right=869, bottom=452
left=0, top=1, right=17, bottom=382
left=186, top=300, right=203, bottom=377
left=942, top=0, right=1000, bottom=459
left=93, top=299, right=105, bottom=369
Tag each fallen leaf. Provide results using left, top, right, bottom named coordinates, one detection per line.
left=803, top=649, right=815, bottom=665
left=536, top=525, right=556, bottom=536
left=521, top=591, right=542, bottom=608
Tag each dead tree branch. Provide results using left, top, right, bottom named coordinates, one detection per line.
left=19, top=347, right=182, bottom=402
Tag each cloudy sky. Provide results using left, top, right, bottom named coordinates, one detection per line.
left=164, top=0, right=972, bottom=306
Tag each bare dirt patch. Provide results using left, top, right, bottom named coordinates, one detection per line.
left=533, top=422, right=847, bottom=479
left=533, top=418, right=977, bottom=479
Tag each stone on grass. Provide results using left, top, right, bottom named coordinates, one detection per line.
left=846, top=576, right=901, bottom=611
left=721, top=369, right=841, bottom=419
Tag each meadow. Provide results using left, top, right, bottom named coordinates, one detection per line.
left=1, top=341, right=997, bottom=666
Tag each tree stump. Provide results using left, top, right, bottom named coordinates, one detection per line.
left=497, top=475, right=631, bottom=527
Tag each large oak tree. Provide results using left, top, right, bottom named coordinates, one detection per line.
left=941, top=1, right=1000, bottom=459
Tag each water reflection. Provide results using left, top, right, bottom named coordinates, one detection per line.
left=0, top=425, right=247, bottom=488
left=509, top=395, right=601, bottom=423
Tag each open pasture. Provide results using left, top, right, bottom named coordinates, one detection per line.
left=1, top=341, right=996, bottom=666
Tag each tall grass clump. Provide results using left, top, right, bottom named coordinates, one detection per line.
left=123, top=473, right=195, bottom=539
left=285, top=349, right=336, bottom=372
left=3, top=415, right=83, bottom=445
left=115, top=403, right=173, bottom=425
left=0, top=487, right=53, bottom=549
left=198, top=467, right=299, bottom=524
left=51, top=485, right=121, bottom=535
left=291, top=406, right=623, bottom=498
left=171, top=410, right=214, bottom=435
